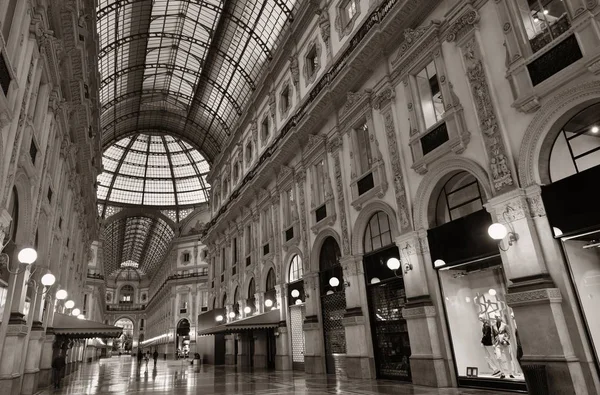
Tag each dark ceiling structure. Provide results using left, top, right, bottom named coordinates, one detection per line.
left=97, top=0, right=298, bottom=163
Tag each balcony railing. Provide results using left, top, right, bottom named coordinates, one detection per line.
left=86, top=272, right=105, bottom=280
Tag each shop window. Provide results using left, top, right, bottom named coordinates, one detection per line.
left=435, top=172, right=484, bottom=226
left=364, top=212, right=393, bottom=254
left=289, top=255, right=303, bottom=282
left=437, top=257, right=524, bottom=384
left=261, top=116, right=269, bottom=146
left=518, top=0, right=571, bottom=53
left=416, top=60, right=445, bottom=129
left=548, top=102, right=600, bottom=183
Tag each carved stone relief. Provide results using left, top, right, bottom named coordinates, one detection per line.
left=460, top=37, right=514, bottom=193
left=329, top=136, right=351, bottom=255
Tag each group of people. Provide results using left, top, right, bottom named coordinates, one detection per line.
left=137, top=349, right=159, bottom=371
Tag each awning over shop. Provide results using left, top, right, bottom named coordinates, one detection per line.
left=198, top=309, right=281, bottom=336
left=51, top=314, right=123, bottom=339
left=225, top=309, right=281, bottom=332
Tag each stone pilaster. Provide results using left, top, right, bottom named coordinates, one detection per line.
left=397, top=232, right=451, bottom=387
left=224, top=334, right=236, bottom=365
left=21, top=327, right=44, bottom=395
left=0, top=323, right=28, bottom=395
left=275, top=325, right=291, bottom=370
left=301, top=272, right=324, bottom=374
left=253, top=331, right=267, bottom=368
left=37, top=332, right=54, bottom=388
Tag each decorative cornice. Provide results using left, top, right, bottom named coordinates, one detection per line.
left=445, top=9, right=480, bottom=43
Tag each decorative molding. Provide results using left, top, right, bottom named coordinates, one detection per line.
left=381, top=109, right=410, bottom=231
left=317, top=8, right=331, bottom=53
left=289, top=53, right=300, bottom=89
left=302, top=37, right=322, bottom=86
left=402, top=305, right=436, bottom=319
left=331, top=143, right=351, bottom=255
left=445, top=9, right=480, bottom=43
left=505, top=288, right=562, bottom=306
left=461, top=37, right=514, bottom=193
left=339, top=90, right=372, bottom=126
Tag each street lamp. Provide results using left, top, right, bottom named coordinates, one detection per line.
left=71, top=308, right=80, bottom=316
left=65, top=300, right=75, bottom=309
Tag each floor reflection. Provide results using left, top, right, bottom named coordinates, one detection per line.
left=42, top=357, right=506, bottom=394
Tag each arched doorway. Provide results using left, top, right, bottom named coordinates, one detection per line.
left=176, top=319, right=191, bottom=358
left=318, top=236, right=346, bottom=375
left=541, top=102, right=600, bottom=369
left=427, top=171, right=524, bottom=391
left=114, top=318, right=135, bottom=354
left=362, top=211, right=411, bottom=380
left=287, top=254, right=306, bottom=371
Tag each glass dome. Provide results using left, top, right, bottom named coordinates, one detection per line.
left=97, top=133, right=210, bottom=214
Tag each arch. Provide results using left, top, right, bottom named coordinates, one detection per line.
left=352, top=201, right=400, bottom=255
left=119, top=284, right=135, bottom=303
left=12, top=169, right=33, bottom=245
left=114, top=315, right=136, bottom=330
left=518, top=80, right=600, bottom=187
left=247, top=277, right=256, bottom=300
left=413, top=157, right=494, bottom=230
left=229, top=279, right=241, bottom=301
left=220, top=290, right=227, bottom=307
left=265, top=267, right=276, bottom=292
left=260, top=261, right=277, bottom=292
left=283, top=246, right=304, bottom=283
left=309, top=228, right=342, bottom=273
left=241, top=276, right=256, bottom=299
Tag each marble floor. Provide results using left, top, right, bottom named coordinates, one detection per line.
left=42, top=357, right=510, bottom=395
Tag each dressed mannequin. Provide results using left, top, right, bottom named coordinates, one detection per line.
left=494, top=317, right=515, bottom=379
left=480, top=318, right=500, bottom=376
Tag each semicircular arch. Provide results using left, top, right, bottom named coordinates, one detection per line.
left=352, top=201, right=400, bottom=255
left=309, top=228, right=342, bottom=273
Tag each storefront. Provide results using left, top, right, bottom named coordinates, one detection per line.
left=541, top=102, right=600, bottom=372
left=287, top=255, right=306, bottom=371
left=428, top=172, right=526, bottom=392
left=318, top=237, right=347, bottom=375
left=361, top=211, right=411, bottom=380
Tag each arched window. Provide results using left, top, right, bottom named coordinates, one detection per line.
left=319, top=237, right=341, bottom=272
left=247, top=278, right=256, bottom=313
left=265, top=268, right=276, bottom=308
left=435, top=171, right=483, bottom=226
left=549, top=102, right=600, bottom=182
left=289, top=255, right=303, bottom=283
left=363, top=212, right=392, bottom=254
left=120, top=285, right=134, bottom=303
left=6, top=187, right=18, bottom=243
left=222, top=293, right=227, bottom=308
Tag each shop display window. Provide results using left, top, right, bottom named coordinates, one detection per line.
left=438, top=258, right=524, bottom=382
left=559, top=232, right=600, bottom=366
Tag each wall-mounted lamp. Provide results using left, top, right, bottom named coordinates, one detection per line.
left=216, top=315, right=224, bottom=322
left=0, top=246, right=38, bottom=275
left=294, top=299, right=303, bottom=305
left=328, top=276, right=350, bottom=289
left=56, top=289, right=68, bottom=300
left=71, top=308, right=81, bottom=316
left=77, top=314, right=85, bottom=320
left=228, top=312, right=236, bottom=319
left=65, top=300, right=75, bottom=309
left=386, top=257, right=412, bottom=275
left=290, top=289, right=300, bottom=298
left=433, top=259, right=446, bottom=268
left=488, top=223, right=518, bottom=251
left=244, top=306, right=252, bottom=314
left=264, top=299, right=273, bottom=308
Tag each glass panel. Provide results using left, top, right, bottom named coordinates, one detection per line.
left=436, top=172, right=483, bottom=225
left=561, top=234, right=600, bottom=365
left=416, top=61, right=445, bottom=129
left=439, top=262, right=524, bottom=382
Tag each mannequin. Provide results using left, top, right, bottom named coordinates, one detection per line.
left=480, top=318, right=500, bottom=376
left=494, top=316, right=515, bottom=379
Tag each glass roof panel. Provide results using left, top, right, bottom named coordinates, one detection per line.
left=97, top=0, right=297, bottom=161
left=97, top=133, right=211, bottom=215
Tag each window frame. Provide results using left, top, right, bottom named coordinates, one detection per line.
left=335, top=0, right=361, bottom=40
left=261, top=115, right=270, bottom=146
left=288, top=255, right=303, bottom=283
left=303, top=37, right=322, bottom=86
left=280, top=81, right=292, bottom=119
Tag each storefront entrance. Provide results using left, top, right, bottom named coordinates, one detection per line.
left=319, top=237, right=347, bottom=375
left=427, top=172, right=526, bottom=392
left=362, top=212, right=411, bottom=380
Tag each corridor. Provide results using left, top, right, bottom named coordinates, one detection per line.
left=44, top=357, right=507, bottom=395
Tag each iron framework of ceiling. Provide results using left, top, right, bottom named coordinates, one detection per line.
left=97, top=0, right=298, bottom=163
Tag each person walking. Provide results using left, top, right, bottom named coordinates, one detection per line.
left=51, top=351, right=66, bottom=389
left=144, top=351, right=150, bottom=371
left=153, top=349, right=159, bottom=368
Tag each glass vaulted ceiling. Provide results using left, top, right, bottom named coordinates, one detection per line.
left=97, top=133, right=211, bottom=220
left=97, top=0, right=298, bottom=162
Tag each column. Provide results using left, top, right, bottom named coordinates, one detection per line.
left=301, top=272, right=324, bottom=374
left=340, top=255, right=374, bottom=379
left=253, top=331, right=267, bottom=368
left=275, top=284, right=290, bottom=370
left=236, top=332, right=251, bottom=367
left=397, top=231, right=451, bottom=387
left=21, top=284, right=45, bottom=395
left=224, top=305, right=235, bottom=365
left=487, top=187, right=589, bottom=394
left=37, top=331, right=54, bottom=388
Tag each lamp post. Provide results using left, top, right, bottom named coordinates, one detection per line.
left=0, top=246, right=38, bottom=360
